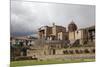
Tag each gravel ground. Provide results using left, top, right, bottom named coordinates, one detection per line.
left=38, top=54, right=95, bottom=60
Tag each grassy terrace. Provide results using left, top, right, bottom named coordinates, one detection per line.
left=10, top=58, right=95, bottom=67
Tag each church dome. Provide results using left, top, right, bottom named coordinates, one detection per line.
left=68, top=20, right=77, bottom=32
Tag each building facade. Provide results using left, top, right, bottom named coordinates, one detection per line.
left=38, top=23, right=68, bottom=40
left=38, top=21, right=95, bottom=45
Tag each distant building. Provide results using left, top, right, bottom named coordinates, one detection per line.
left=10, top=36, right=37, bottom=59
left=38, top=21, right=95, bottom=45
left=68, top=20, right=77, bottom=32
left=38, top=23, right=68, bottom=40
left=68, top=21, right=95, bottom=45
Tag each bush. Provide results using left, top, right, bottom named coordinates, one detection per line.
left=75, top=50, right=80, bottom=54
left=84, top=49, right=90, bottom=53
left=92, top=49, right=95, bottom=53
left=69, top=50, right=74, bottom=54
left=63, top=50, right=69, bottom=54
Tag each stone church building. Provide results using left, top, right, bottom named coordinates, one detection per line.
left=38, top=21, right=95, bottom=45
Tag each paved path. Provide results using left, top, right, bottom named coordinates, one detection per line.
left=38, top=54, right=95, bottom=60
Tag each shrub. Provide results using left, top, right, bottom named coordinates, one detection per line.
left=92, top=49, right=95, bottom=53
left=69, top=50, right=74, bottom=54
left=84, top=49, right=90, bottom=53
left=75, top=50, right=80, bottom=54
left=63, top=50, right=69, bottom=54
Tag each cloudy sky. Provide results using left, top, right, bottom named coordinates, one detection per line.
left=11, top=0, right=95, bottom=37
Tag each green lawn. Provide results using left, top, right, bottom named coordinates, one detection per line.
left=10, top=58, right=95, bottom=67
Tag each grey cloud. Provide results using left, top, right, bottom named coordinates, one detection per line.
left=46, top=4, right=95, bottom=28
left=11, top=1, right=38, bottom=36
left=11, top=1, right=95, bottom=37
